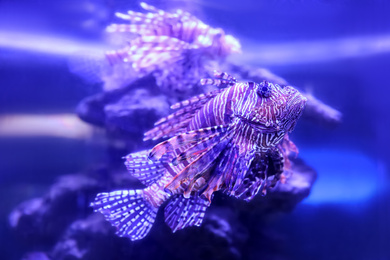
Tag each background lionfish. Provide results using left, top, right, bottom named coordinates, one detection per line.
left=91, top=72, right=306, bottom=241
left=105, top=2, right=241, bottom=95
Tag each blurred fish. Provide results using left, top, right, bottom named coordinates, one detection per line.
left=68, top=2, right=241, bottom=92
left=91, top=71, right=306, bottom=240
left=106, top=2, right=241, bottom=65
left=100, top=2, right=241, bottom=94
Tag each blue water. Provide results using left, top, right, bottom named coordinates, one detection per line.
left=300, top=148, right=387, bottom=204
left=1, top=0, right=389, bottom=260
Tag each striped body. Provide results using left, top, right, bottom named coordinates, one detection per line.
left=91, top=73, right=306, bottom=241
left=145, top=76, right=307, bottom=200
left=188, top=82, right=293, bottom=150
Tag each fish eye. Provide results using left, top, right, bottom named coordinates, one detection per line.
left=257, top=81, right=271, bottom=98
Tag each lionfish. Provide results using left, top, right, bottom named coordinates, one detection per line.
left=105, top=2, right=241, bottom=95
left=91, top=72, right=307, bottom=241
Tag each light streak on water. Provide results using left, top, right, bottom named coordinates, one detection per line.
left=0, top=30, right=108, bottom=56
left=0, top=114, right=93, bottom=139
left=230, top=35, right=390, bottom=66
left=1, top=30, right=390, bottom=67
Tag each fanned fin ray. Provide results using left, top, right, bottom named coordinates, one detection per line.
left=144, top=90, right=223, bottom=141
left=148, top=125, right=230, bottom=161
left=200, top=174, right=223, bottom=202
left=124, top=150, right=166, bottom=186
left=169, top=89, right=224, bottom=110
left=91, top=190, right=157, bottom=241
left=233, top=150, right=277, bottom=201
left=105, top=36, right=189, bottom=71
left=200, top=71, right=237, bottom=88
left=131, top=36, right=189, bottom=72
left=277, top=133, right=298, bottom=171
left=203, top=128, right=256, bottom=198
left=234, top=169, right=267, bottom=201
left=171, top=130, right=229, bottom=166
left=199, top=144, right=239, bottom=200
left=164, top=195, right=210, bottom=232
left=165, top=132, right=233, bottom=193
left=144, top=117, right=194, bottom=141
left=216, top=144, right=240, bottom=189
left=107, top=2, right=198, bottom=40
left=231, top=152, right=256, bottom=193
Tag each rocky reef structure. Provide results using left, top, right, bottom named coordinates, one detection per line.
left=9, top=72, right=318, bottom=260
left=10, top=158, right=316, bottom=260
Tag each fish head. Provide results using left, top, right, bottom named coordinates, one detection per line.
left=241, top=81, right=307, bottom=134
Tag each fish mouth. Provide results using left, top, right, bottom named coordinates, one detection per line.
left=284, top=86, right=307, bottom=107
left=288, top=93, right=307, bottom=116
left=283, top=92, right=307, bottom=132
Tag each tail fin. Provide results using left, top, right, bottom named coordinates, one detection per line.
left=91, top=189, right=158, bottom=241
